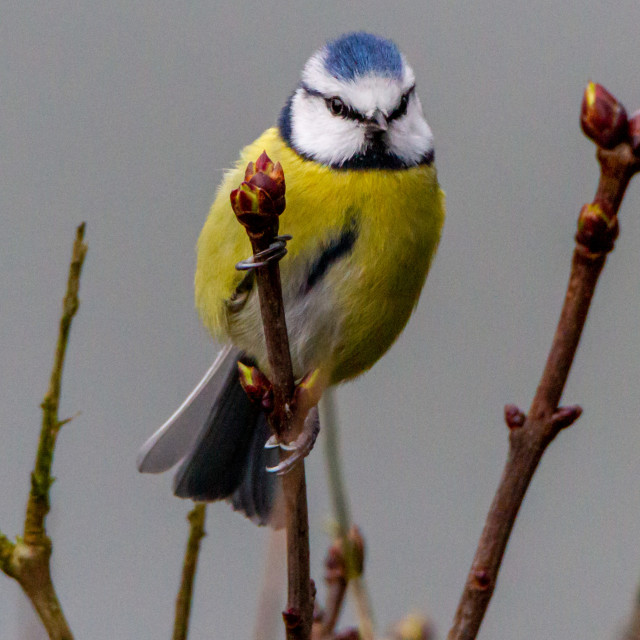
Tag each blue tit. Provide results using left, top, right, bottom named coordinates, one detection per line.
left=137, top=32, right=445, bottom=525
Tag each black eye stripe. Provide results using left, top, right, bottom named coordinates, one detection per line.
left=324, top=96, right=365, bottom=122
left=300, top=83, right=415, bottom=123
left=387, top=86, right=415, bottom=122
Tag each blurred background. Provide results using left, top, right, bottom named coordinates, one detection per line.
left=2, top=2, right=639, bottom=638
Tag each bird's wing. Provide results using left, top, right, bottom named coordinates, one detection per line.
left=136, top=344, right=242, bottom=473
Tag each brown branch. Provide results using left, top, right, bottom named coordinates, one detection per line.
left=0, top=223, right=87, bottom=640
left=231, top=152, right=313, bottom=640
left=447, top=86, right=640, bottom=640
left=173, top=503, right=207, bottom=640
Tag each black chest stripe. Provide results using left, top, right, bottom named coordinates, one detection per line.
left=305, top=225, right=357, bottom=292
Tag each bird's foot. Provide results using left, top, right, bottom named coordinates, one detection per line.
left=266, top=407, right=320, bottom=475
left=265, top=369, right=325, bottom=475
left=235, top=235, right=292, bottom=271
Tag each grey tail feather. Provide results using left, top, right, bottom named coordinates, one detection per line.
left=172, top=354, right=281, bottom=527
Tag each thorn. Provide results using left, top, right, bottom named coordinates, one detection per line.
left=551, top=405, right=582, bottom=430
left=504, top=404, right=526, bottom=429
left=57, top=410, right=81, bottom=428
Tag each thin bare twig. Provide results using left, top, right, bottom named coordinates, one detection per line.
left=313, top=536, right=349, bottom=640
left=0, top=223, right=88, bottom=640
left=173, top=503, right=207, bottom=640
left=448, top=86, right=640, bottom=640
left=321, top=392, right=374, bottom=640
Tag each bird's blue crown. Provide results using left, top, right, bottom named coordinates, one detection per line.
left=323, top=32, right=403, bottom=80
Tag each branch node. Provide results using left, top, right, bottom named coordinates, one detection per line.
left=0, top=533, right=16, bottom=574
left=504, top=404, right=526, bottom=430
left=470, top=568, right=492, bottom=591
left=283, top=607, right=303, bottom=630
left=575, top=202, right=619, bottom=256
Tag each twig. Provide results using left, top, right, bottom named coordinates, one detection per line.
left=321, top=392, right=375, bottom=640
left=0, top=223, right=87, bottom=640
left=231, top=152, right=313, bottom=639
left=447, top=85, right=640, bottom=640
left=173, top=503, right=207, bottom=640
left=322, top=392, right=351, bottom=535
left=313, top=539, right=348, bottom=640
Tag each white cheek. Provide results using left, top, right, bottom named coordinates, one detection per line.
left=290, top=92, right=366, bottom=166
left=386, top=98, right=434, bottom=164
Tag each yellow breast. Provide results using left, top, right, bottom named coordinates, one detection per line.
left=195, top=127, right=445, bottom=383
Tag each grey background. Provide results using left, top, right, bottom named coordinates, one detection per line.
left=2, top=2, right=640, bottom=639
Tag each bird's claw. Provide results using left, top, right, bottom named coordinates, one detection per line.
left=264, top=435, right=298, bottom=452
left=265, top=407, right=320, bottom=475
left=235, top=235, right=292, bottom=271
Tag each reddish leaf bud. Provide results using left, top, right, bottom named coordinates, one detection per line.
left=575, top=202, right=618, bottom=255
left=629, top=109, right=640, bottom=156
left=243, top=150, right=286, bottom=215
left=292, top=369, right=323, bottom=415
left=282, top=608, right=302, bottom=630
left=471, top=569, right=491, bottom=590
left=230, top=151, right=286, bottom=240
left=581, top=82, right=628, bottom=149
left=504, top=404, right=525, bottom=429
left=551, top=405, right=582, bottom=430
left=237, top=362, right=273, bottom=410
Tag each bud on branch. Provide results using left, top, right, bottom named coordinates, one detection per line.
left=230, top=151, right=286, bottom=242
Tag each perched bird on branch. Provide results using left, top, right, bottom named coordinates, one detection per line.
left=137, top=32, right=445, bottom=525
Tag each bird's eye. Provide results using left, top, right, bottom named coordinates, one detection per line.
left=388, top=89, right=413, bottom=121
left=326, top=97, right=348, bottom=117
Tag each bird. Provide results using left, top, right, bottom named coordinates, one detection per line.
left=137, top=32, right=445, bottom=526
